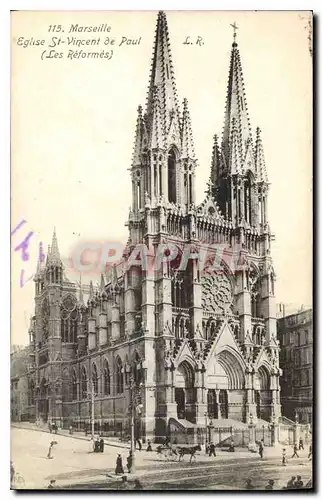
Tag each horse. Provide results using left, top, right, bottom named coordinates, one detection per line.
left=177, top=444, right=201, bottom=463
left=156, top=445, right=178, bottom=461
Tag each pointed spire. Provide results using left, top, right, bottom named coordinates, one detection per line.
left=229, top=118, right=242, bottom=175
left=145, top=11, right=181, bottom=148
left=208, top=134, right=221, bottom=192
left=111, top=265, right=118, bottom=288
left=254, top=127, right=268, bottom=183
left=48, top=227, right=62, bottom=266
left=100, top=273, right=105, bottom=293
left=78, top=274, right=84, bottom=306
left=45, top=245, right=51, bottom=266
left=132, top=105, right=146, bottom=167
left=35, top=242, right=46, bottom=279
left=89, top=280, right=94, bottom=300
left=222, top=28, right=252, bottom=174
left=181, top=98, right=196, bottom=160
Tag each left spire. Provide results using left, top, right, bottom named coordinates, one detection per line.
left=145, top=11, right=181, bottom=148
left=48, top=227, right=62, bottom=266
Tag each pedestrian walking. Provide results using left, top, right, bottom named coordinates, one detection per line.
left=282, top=448, right=287, bottom=466
left=258, top=440, right=264, bottom=459
left=205, top=441, right=210, bottom=455
left=136, top=438, right=142, bottom=451
left=209, top=442, right=216, bottom=457
left=134, top=478, right=144, bottom=490
left=291, top=443, right=299, bottom=458
left=47, top=480, right=56, bottom=489
left=69, top=425, right=73, bottom=435
left=115, top=454, right=124, bottom=475
left=299, top=438, right=304, bottom=450
left=245, top=479, right=255, bottom=490
left=286, top=476, right=296, bottom=489
left=47, top=441, right=57, bottom=458
left=146, top=440, right=152, bottom=452
left=294, top=476, right=304, bottom=489
left=265, top=479, right=275, bottom=490
left=99, top=437, right=105, bottom=453
left=229, top=438, right=235, bottom=452
left=126, top=452, right=133, bottom=473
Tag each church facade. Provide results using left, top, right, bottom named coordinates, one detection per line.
left=27, top=11, right=281, bottom=441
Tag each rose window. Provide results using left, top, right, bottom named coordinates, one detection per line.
left=201, top=271, right=233, bottom=314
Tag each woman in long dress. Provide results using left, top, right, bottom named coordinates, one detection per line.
left=115, top=454, right=124, bottom=475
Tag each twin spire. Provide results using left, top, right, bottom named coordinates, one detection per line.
left=210, top=24, right=268, bottom=186
left=132, top=11, right=196, bottom=168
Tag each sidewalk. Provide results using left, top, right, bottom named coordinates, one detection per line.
left=12, top=422, right=304, bottom=462
left=11, top=422, right=130, bottom=450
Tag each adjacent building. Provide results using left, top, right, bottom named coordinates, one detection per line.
left=277, top=306, right=313, bottom=425
left=24, top=11, right=281, bottom=442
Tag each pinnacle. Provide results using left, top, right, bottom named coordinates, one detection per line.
left=47, top=227, right=62, bottom=266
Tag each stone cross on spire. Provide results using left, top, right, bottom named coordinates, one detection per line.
left=230, top=22, right=239, bottom=42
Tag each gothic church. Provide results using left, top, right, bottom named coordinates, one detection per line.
left=28, top=11, right=281, bottom=441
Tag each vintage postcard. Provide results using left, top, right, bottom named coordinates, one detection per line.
left=10, top=10, right=313, bottom=491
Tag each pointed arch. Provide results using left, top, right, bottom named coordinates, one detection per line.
left=71, top=369, right=77, bottom=401
left=92, top=363, right=98, bottom=395
left=81, top=366, right=87, bottom=399
left=216, top=349, right=245, bottom=390
left=258, top=364, right=270, bottom=391
left=116, top=356, right=124, bottom=394
left=103, top=359, right=111, bottom=396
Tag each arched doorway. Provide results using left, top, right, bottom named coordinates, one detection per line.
left=256, top=365, right=271, bottom=420
left=168, top=149, right=176, bottom=203
left=175, top=361, right=196, bottom=423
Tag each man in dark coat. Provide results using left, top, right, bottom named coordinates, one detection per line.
left=258, top=440, right=264, bottom=459
left=294, top=476, right=304, bottom=489
left=209, top=442, right=216, bottom=457
left=99, top=437, right=104, bottom=453
left=291, top=443, right=299, bottom=458
left=299, top=438, right=304, bottom=450
left=286, top=476, right=296, bottom=489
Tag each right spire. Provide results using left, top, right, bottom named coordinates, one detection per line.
left=207, top=25, right=270, bottom=228
left=221, top=24, right=253, bottom=173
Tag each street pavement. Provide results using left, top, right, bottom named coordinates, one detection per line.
left=11, top=426, right=313, bottom=491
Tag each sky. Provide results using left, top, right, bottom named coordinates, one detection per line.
left=11, top=10, right=312, bottom=345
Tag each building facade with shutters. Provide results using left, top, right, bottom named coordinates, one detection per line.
left=26, top=11, right=281, bottom=441
left=277, top=307, right=313, bottom=425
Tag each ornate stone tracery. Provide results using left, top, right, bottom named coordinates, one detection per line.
left=201, top=269, right=233, bottom=314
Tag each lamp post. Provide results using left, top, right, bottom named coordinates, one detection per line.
left=128, top=376, right=143, bottom=475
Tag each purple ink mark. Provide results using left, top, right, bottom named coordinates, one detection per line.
left=11, top=220, right=27, bottom=237
left=20, top=269, right=34, bottom=288
left=14, top=231, right=34, bottom=262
